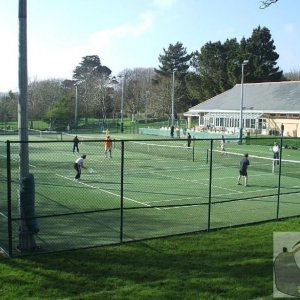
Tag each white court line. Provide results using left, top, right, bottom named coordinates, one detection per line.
left=56, top=173, right=160, bottom=210
left=148, top=171, right=241, bottom=193
left=144, top=186, right=279, bottom=204
left=0, top=154, right=36, bottom=168
left=143, top=171, right=291, bottom=208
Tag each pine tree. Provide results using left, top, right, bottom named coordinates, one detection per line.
left=244, top=26, right=283, bottom=82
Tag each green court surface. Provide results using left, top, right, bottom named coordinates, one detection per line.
left=1, top=133, right=300, bottom=254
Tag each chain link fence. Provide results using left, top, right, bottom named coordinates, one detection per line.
left=1, top=136, right=300, bottom=257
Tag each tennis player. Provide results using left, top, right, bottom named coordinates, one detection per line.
left=73, top=135, right=80, bottom=153
left=187, top=133, right=192, bottom=147
left=104, top=135, right=113, bottom=158
left=220, top=135, right=225, bottom=151
left=273, top=142, right=280, bottom=165
left=74, top=154, right=86, bottom=180
left=237, top=153, right=250, bottom=186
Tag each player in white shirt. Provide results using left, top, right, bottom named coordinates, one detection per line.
left=272, top=142, right=279, bottom=164
left=74, top=154, right=86, bottom=180
left=220, top=135, right=225, bottom=151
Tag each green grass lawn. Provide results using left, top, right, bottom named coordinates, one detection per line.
left=1, top=217, right=300, bottom=299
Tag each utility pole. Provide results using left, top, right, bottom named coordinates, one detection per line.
left=18, top=0, right=38, bottom=252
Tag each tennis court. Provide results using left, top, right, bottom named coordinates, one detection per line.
left=1, top=132, right=300, bottom=255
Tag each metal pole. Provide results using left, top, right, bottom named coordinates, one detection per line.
left=19, top=0, right=29, bottom=178
left=75, top=84, right=78, bottom=133
left=145, top=91, right=149, bottom=123
left=276, top=137, right=283, bottom=219
left=121, top=77, right=124, bottom=132
left=120, top=140, right=124, bottom=242
left=6, top=141, right=12, bottom=257
left=171, top=70, right=175, bottom=126
left=208, top=139, right=213, bottom=231
left=239, top=60, right=248, bottom=144
left=18, top=0, right=37, bottom=252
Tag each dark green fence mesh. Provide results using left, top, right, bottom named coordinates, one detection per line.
left=1, top=136, right=300, bottom=256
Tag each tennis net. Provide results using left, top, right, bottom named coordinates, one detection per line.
left=28, top=129, right=61, bottom=140
left=207, top=149, right=300, bottom=178
left=61, top=132, right=99, bottom=142
left=114, top=140, right=195, bottom=161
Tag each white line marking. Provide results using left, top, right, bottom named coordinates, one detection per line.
left=148, top=171, right=240, bottom=193
left=56, top=173, right=159, bottom=209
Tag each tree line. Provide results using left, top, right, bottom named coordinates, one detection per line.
left=0, top=25, right=299, bottom=130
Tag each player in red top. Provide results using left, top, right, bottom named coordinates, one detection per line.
left=104, top=136, right=113, bottom=158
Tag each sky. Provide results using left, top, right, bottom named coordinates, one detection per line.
left=1, top=0, right=300, bottom=92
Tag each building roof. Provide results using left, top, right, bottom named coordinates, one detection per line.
left=184, top=81, right=300, bottom=116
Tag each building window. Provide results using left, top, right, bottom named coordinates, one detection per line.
left=199, top=113, right=204, bottom=125
left=246, top=119, right=250, bottom=128
left=258, top=118, right=266, bottom=129
left=220, top=118, right=224, bottom=127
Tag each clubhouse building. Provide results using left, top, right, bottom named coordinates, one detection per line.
left=184, top=81, right=300, bottom=137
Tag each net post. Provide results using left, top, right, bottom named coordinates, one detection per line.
left=206, top=148, right=209, bottom=164
left=192, top=146, right=195, bottom=162
left=192, top=139, right=195, bottom=162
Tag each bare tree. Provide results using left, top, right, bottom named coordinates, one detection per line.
left=259, top=0, right=279, bottom=9
left=90, top=73, right=114, bottom=122
left=151, top=75, right=173, bottom=120
left=120, top=68, right=154, bottom=122
left=284, top=69, right=300, bottom=81
left=28, top=79, right=65, bottom=120
left=73, top=55, right=112, bottom=124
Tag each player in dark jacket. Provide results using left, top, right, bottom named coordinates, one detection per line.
left=237, top=153, right=250, bottom=186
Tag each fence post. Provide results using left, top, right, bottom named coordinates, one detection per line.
left=276, top=137, right=283, bottom=219
left=120, top=140, right=124, bottom=242
left=6, top=141, right=12, bottom=257
left=207, top=139, right=213, bottom=231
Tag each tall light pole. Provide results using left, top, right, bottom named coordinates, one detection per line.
left=145, top=90, right=149, bottom=123
left=171, top=69, right=175, bottom=126
left=74, top=83, right=78, bottom=133
left=18, top=0, right=38, bottom=252
left=239, top=60, right=248, bottom=144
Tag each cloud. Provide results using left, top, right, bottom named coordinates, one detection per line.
left=87, top=11, right=154, bottom=48
left=283, top=23, right=295, bottom=34
left=152, top=0, right=177, bottom=8
left=27, top=11, right=155, bottom=82
left=0, top=8, right=156, bottom=90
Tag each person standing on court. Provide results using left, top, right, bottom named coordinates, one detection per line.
left=281, top=123, right=284, bottom=136
left=220, top=135, right=225, bottom=151
left=187, top=132, right=192, bottom=147
left=73, top=135, right=80, bottom=153
left=104, top=135, right=113, bottom=158
left=74, top=154, right=86, bottom=180
left=237, top=153, right=250, bottom=186
left=273, top=141, right=280, bottom=165
left=170, top=125, right=175, bottom=138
